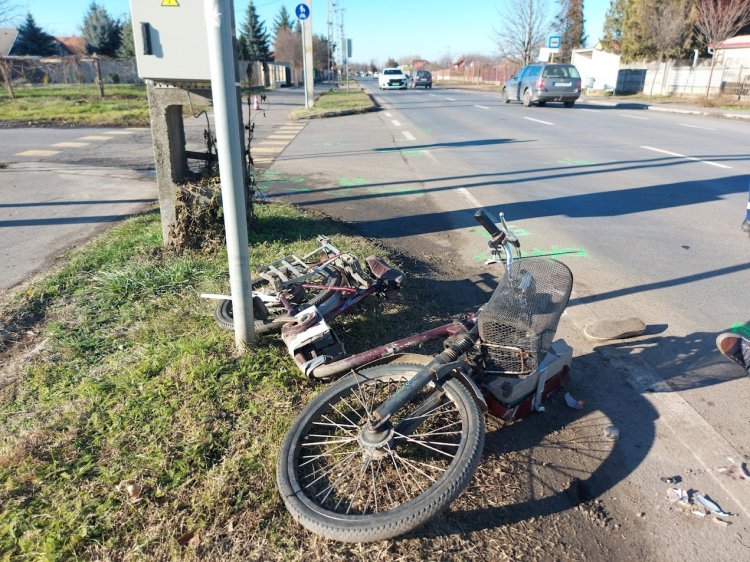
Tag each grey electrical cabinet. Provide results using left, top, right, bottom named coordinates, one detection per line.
left=129, top=0, right=211, bottom=84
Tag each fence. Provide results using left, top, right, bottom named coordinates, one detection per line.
left=433, top=62, right=520, bottom=85
left=0, top=56, right=293, bottom=89
left=0, top=56, right=139, bottom=85
left=639, top=60, right=749, bottom=98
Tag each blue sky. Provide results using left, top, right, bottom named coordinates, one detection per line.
left=14, top=0, right=611, bottom=63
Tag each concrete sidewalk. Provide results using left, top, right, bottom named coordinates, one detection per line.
left=580, top=95, right=750, bottom=120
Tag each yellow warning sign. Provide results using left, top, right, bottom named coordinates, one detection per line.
left=161, top=0, right=180, bottom=6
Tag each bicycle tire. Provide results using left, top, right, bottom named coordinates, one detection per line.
left=213, top=265, right=344, bottom=332
left=277, top=363, right=485, bottom=543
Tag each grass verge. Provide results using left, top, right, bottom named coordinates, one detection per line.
left=0, top=85, right=150, bottom=127
left=0, top=202, right=439, bottom=560
left=290, top=88, right=376, bottom=119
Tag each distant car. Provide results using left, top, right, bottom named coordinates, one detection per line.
left=501, top=63, right=581, bottom=107
left=379, top=68, right=408, bottom=90
left=410, top=70, right=432, bottom=89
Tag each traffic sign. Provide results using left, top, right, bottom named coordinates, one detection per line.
left=295, top=3, right=310, bottom=20
left=549, top=35, right=561, bottom=49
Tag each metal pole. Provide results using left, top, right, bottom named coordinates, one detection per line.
left=301, top=21, right=309, bottom=108
left=204, top=0, right=254, bottom=352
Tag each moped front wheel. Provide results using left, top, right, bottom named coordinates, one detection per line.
left=213, top=265, right=344, bottom=332
left=277, top=363, right=485, bottom=542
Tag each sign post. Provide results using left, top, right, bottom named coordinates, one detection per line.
left=296, top=2, right=314, bottom=109
left=548, top=35, right=561, bottom=63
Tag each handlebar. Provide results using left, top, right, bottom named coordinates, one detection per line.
left=473, top=209, right=521, bottom=280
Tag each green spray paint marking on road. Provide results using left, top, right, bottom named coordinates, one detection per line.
left=468, top=227, right=531, bottom=238
left=472, top=245, right=587, bottom=263
left=401, top=150, right=428, bottom=156
left=339, top=177, right=369, bottom=187
left=282, top=186, right=311, bottom=193
left=257, top=184, right=270, bottom=191
left=731, top=323, right=750, bottom=338
left=526, top=246, right=588, bottom=258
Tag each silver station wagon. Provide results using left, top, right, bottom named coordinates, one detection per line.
left=502, top=63, right=582, bottom=107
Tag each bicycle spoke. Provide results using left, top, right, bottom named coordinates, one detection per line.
left=399, top=401, right=455, bottom=422
left=391, top=452, right=444, bottom=483
left=303, top=449, right=359, bottom=487
left=393, top=431, right=460, bottom=457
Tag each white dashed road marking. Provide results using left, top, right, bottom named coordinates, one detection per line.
left=446, top=97, right=456, bottom=101
left=391, top=119, right=401, bottom=126
left=523, top=117, right=554, bottom=126
left=475, top=105, right=489, bottom=109
left=402, top=131, right=416, bottom=141
left=620, top=114, right=648, bottom=120
left=459, top=187, right=482, bottom=209
left=78, top=135, right=114, bottom=141
left=51, top=142, right=90, bottom=148
left=679, top=123, right=715, bottom=131
left=15, top=149, right=61, bottom=157
left=641, top=145, right=732, bottom=169
left=384, top=112, right=392, bottom=117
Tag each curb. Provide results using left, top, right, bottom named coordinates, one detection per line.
left=581, top=98, right=750, bottom=120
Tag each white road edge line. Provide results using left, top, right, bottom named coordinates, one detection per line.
left=523, top=116, right=554, bottom=126
left=475, top=105, right=489, bottom=109
left=620, top=114, right=649, bottom=120
left=459, top=187, right=482, bottom=209
left=402, top=131, right=416, bottom=141
left=641, top=145, right=732, bottom=169
left=391, top=119, right=401, bottom=127
left=679, top=123, right=715, bottom=131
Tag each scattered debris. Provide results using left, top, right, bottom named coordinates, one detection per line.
left=717, top=458, right=750, bottom=481
left=603, top=425, right=620, bottom=441
left=666, top=487, right=736, bottom=522
left=694, top=493, right=733, bottom=517
left=564, top=391, right=585, bottom=409
left=660, top=475, right=682, bottom=484
left=637, top=511, right=646, bottom=518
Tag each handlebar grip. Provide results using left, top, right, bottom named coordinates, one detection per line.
left=474, top=210, right=502, bottom=237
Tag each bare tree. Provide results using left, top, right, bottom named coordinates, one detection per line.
left=0, top=0, right=18, bottom=25
left=273, top=27, right=301, bottom=80
left=695, top=0, right=750, bottom=97
left=646, top=0, right=689, bottom=96
left=494, top=0, right=553, bottom=66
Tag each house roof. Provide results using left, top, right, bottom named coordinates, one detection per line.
left=717, top=34, right=750, bottom=50
left=55, top=36, right=87, bottom=56
left=0, top=28, right=18, bottom=57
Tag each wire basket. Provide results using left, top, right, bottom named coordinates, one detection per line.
left=478, top=258, right=573, bottom=376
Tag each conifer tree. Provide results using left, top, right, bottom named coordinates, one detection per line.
left=81, top=2, right=121, bottom=56
left=239, top=0, right=271, bottom=61
left=11, top=13, right=56, bottom=56
left=117, top=18, right=135, bottom=58
left=272, top=6, right=294, bottom=37
left=555, top=0, right=586, bottom=62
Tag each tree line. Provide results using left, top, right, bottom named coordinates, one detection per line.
left=494, top=0, right=750, bottom=67
left=4, top=0, right=334, bottom=73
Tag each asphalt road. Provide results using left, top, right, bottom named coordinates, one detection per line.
left=265, top=83, right=750, bottom=559
left=2, top=84, right=748, bottom=558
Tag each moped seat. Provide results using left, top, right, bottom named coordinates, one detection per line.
left=365, top=256, right=404, bottom=288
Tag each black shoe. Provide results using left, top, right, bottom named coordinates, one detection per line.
left=716, top=332, right=750, bottom=374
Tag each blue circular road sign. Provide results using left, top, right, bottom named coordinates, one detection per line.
left=295, top=4, right=310, bottom=20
